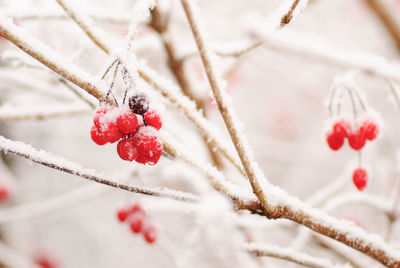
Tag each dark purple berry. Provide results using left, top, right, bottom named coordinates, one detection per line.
left=129, top=93, right=149, bottom=115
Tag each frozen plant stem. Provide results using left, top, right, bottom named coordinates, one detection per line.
left=149, top=7, right=224, bottom=171
left=0, top=135, right=198, bottom=203
left=0, top=15, right=112, bottom=104
left=280, top=0, right=301, bottom=27
left=244, top=243, right=345, bottom=268
left=364, top=0, right=400, bottom=51
left=180, top=0, right=274, bottom=215
left=55, top=0, right=110, bottom=54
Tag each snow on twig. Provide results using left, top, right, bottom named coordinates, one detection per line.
left=244, top=242, right=349, bottom=268
left=0, top=13, right=109, bottom=104
left=0, top=103, right=91, bottom=121
left=0, top=134, right=197, bottom=203
left=181, top=0, right=271, bottom=205
left=249, top=28, right=400, bottom=82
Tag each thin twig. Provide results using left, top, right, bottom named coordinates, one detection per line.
left=0, top=14, right=110, bottom=104
left=0, top=134, right=197, bottom=203
left=181, top=0, right=275, bottom=215
left=149, top=7, right=224, bottom=170
left=364, top=0, right=400, bottom=51
left=0, top=104, right=91, bottom=121
left=245, top=243, right=346, bottom=268
left=55, top=0, right=111, bottom=54
left=281, top=0, right=302, bottom=27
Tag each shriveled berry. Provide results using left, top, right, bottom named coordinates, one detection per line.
left=116, top=208, right=129, bottom=222
left=348, top=129, right=366, bottom=150
left=333, top=120, right=350, bottom=138
left=117, top=111, right=138, bottom=135
left=90, top=125, right=107, bottom=145
left=360, top=120, right=379, bottom=141
left=129, top=93, right=149, bottom=115
left=0, top=187, right=8, bottom=202
left=93, top=108, right=108, bottom=129
left=143, top=225, right=157, bottom=244
left=352, top=168, right=368, bottom=191
left=129, top=214, right=144, bottom=233
left=326, top=131, right=344, bottom=151
left=144, top=109, right=162, bottom=130
left=117, top=138, right=138, bottom=161
left=104, top=122, right=123, bottom=143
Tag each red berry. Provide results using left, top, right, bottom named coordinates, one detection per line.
left=348, top=129, right=366, bottom=150
left=104, top=122, right=123, bottom=143
left=326, top=131, right=344, bottom=151
left=352, top=168, right=368, bottom=191
left=143, top=225, right=157, bottom=244
left=0, top=187, right=8, bottom=202
left=144, top=109, right=162, bottom=130
left=131, top=203, right=145, bottom=215
left=360, top=120, right=379, bottom=141
left=93, top=108, right=108, bottom=129
left=35, top=256, right=57, bottom=268
left=117, top=111, right=138, bottom=135
left=134, top=127, right=163, bottom=165
left=129, top=214, right=144, bottom=233
left=117, top=138, right=138, bottom=161
left=90, top=125, right=107, bottom=145
left=116, top=208, right=129, bottom=222
left=333, top=120, right=350, bottom=138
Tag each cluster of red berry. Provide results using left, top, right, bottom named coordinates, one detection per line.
left=326, top=117, right=379, bottom=191
left=116, top=202, right=157, bottom=244
left=326, top=118, right=378, bottom=151
left=90, top=93, right=163, bottom=165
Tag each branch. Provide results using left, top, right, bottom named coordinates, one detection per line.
left=244, top=243, right=346, bottom=268
left=181, top=0, right=276, bottom=215
left=0, top=134, right=197, bottom=203
left=251, top=29, right=400, bottom=82
left=55, top=0, right=111, bottom=54
left=0, top=14, right=110, bottom=104
left=0, top=103, right=91, bottom=121
left=364, top=0, right=400, bottom=51
left=280, top=0, right=308, bottom=27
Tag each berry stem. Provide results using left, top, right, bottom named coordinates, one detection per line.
left=102, top=62, right=120, bottom=106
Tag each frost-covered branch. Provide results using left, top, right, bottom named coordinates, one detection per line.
left=0, top=134, right=197, bottom=203
left=252, top=30, right=400, bottom=82
left=161, top=132, right=256, bottom=207
left=181, top=0, right=276, bottom=215
left=0, top=14, right=110, bottom=104
left=0, top=103, right=91, bottom=121
left=244, top=243, right=347, bottom=268
left=55, top=0, right=111, bottom=55
left=364, top=0, right=400, bottom=51
left=3, top=8, right=130, bottom=23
